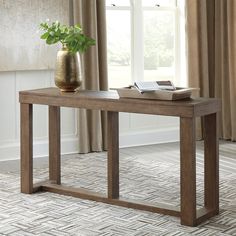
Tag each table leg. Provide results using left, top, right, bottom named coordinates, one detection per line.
left=107, top=111, right=119, bottom=199
left=49, top=106, right=61, bottom=184
left=203, top=113, right=219, bottom=213
left=21, top=103, right=33, bottom=194
left=180, top=117, right=197, bottom=226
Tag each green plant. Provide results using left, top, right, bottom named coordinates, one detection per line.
left=40, top=21, right=95, bottom=53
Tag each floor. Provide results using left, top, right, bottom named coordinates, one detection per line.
left=0, top=141, right=236, bottom=235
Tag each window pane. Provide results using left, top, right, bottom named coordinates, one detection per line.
left=106, top=10, right=131, bottom=88
left=142, top=0, right=176, bottom=7
left=106, top=0, right=130, bottom=7
left=143, top=11, right=175, bottom=81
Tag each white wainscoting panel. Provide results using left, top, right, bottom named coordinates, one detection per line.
left=0, top=70, right=179, bottom=161
left=130, top=113, right=158, bottom=129
left=119, top=113, right=179, bottom=148
left=61, top=107, right=77, bottom=136
left=0, top=72, right=16, bottom=143
left=15, top=70, right=52, bottom=139
left=119, top=112, right=130, bottom=132
left=0, top=70, right=78, bottom=161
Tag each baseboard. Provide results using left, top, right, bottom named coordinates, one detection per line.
left=0, top=135, right=79, bottom=161
left=0, top=128, right=179, bottom=161
left=119, top=127, right=179, bottom=148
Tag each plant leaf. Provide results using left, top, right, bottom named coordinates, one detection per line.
left=40, top=32, right=49, bottom=39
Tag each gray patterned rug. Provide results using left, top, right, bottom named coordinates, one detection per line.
left=0, top=142, right=236, bottom=235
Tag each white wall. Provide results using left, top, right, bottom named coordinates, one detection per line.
left=0, top=70, right=179, bottom=161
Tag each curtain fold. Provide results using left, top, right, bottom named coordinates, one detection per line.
left=186, top=0, right=236, bottom=141
left=71, top=0, right=108, bottom=153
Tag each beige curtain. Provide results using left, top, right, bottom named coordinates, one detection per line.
left=71, top=0, right=108, bottom=153
left=186, top=0, right=236, bottom=141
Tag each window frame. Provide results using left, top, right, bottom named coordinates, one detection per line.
left=106, top=0, right=184, bottom=87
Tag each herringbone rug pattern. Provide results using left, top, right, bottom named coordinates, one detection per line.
left=0, top=141, right=236, bottom=235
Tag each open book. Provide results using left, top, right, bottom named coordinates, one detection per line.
left=134, top=81, right=175, bottom=93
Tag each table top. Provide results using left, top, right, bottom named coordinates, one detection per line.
left=19, top=87, right=221, bottom=117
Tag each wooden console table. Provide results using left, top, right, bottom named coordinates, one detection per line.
left=19, top=87, right=221, bottom=226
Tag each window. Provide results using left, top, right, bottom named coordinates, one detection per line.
left=106, top=0, right=186, bottom=88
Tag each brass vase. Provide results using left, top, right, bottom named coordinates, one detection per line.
left=54, top=47, right=82, bottom=92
